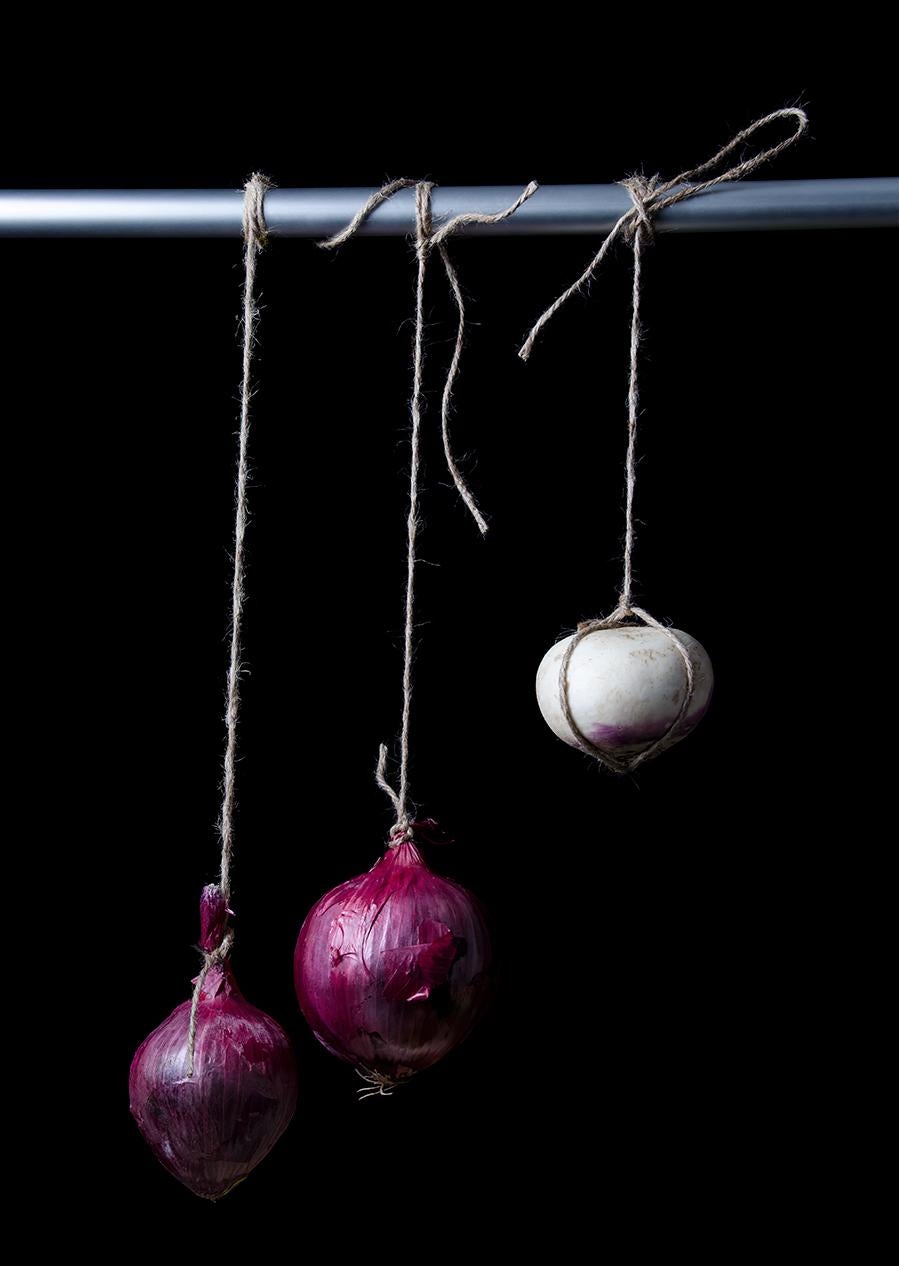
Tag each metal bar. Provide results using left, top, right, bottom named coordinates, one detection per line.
left=0, top=180, right=896, bottom=238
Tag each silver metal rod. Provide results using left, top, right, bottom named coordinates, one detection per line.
left=0, top=180, right=896, bottom=238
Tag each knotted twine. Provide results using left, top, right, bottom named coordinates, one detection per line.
left=520, top=108, right=808, bottom=774
left=186, top=173, right=272, bottom=1075
left=321, top=178, right=538, bottom=840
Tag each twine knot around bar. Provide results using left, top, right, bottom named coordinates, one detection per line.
left=518, top=107, right=808, bottom=362
left=241, top=173, right=273, bottom=249
left=619, top=174, right=659, bottom=243
left=185, top=173, right=271, bottom=1075
left=323, top=176, right=538, bottom=837
left=520, top=108, right=808, bottom=774
left=413, top=181, right=435, bottom=261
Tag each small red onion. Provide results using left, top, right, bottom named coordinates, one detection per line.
left=130, top=889, right=297, bottom=1200
left=294, top=832, right=491, bottom=1088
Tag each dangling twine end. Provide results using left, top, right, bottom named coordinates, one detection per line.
left=376, top=743, right=409, bottom=846
left=470, top=502, right=489, bottom=537
left=375, top=742, right=397, bottom=802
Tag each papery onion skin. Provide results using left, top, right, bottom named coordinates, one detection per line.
left=129, top=962, right=297, bottom=1200
left=294, top=839, right=492, bottom=1083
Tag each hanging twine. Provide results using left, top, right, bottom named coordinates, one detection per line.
left=187, top=173, right=272, bottom=1075
left=520, top=108, right=808, bottom=773
left=322, top=178, right=538, bottom=838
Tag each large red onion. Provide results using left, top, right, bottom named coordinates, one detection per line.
left=294, top=833, right=491, bottom=1088
left=130, top=888, right=297, bottom=1199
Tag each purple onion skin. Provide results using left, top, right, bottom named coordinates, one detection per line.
left=294, top=840, right=492, bottom=1082
left=129, top=964, right=297, bottom=1200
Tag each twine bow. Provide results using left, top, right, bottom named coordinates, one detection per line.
left=519, top=107, right=808, bottom=361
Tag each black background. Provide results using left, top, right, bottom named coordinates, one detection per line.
left=3, top=24, right=897, bottom=1266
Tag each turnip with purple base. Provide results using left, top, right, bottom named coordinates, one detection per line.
left=536, top=623, right=713, bottom=762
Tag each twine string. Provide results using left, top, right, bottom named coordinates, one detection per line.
left=619, top=173, right=650, bottom=614
left=392, top=180, right=434, bottom=833
left=322, top=178, right=538, bottom=837
left=519, top=109, right=808, bottom=772
left=186, top=173, right=271, bottom=1076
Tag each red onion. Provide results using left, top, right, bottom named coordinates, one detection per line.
left=130, top=888, right=297, bottom=1200
left=294, top=831, right=491, bottom=1088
